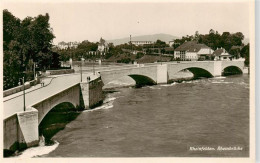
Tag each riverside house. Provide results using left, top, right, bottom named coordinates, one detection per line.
left=213, top=47, right=233, bottom=61
left=174, top=41, right=214, bottom=60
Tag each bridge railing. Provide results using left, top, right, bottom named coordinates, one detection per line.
left=99, top=64, right=159, bottom=73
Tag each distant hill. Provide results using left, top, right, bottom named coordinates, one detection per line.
left=108, top=33, right=179, bottom=45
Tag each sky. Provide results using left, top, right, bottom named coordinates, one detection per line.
left=2, top=1, right=251, bottom=44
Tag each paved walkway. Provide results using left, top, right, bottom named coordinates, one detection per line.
left=4, top=77, right=54, bottom=102
left=4, top=72, right=99, bottom=119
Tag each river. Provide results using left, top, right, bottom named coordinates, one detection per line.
left=16, top=74, right=249, bottom=157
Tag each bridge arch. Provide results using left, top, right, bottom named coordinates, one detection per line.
left=185, top=67, right=213, bottom=79
left=168, top=66, right=214, bottom=81
left=128, top=74, right=156, bottom=87
left=222, top=66, right=243, bottom=76
left=38, top=102, right=80, bottom=144
left=167, top=62, right=215, bottom=81
left=100, top=65, right=158, bottom=86
left=32, top=84, right=80, bottom=125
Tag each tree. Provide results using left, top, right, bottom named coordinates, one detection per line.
left=194, top=31, right=200, bottom=41
left=241, top=43, right=249, bottom=66
left=209, top=29, right=215, bottom=34
left=3, top=10, right=55, bottom=90
left=155, top=39, right=167, bottom=47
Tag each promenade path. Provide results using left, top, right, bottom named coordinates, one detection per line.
left=3, top=72, right=98, bottom=119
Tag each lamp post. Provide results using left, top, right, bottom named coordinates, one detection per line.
left=20, top=77, right=26, bottom=111
left=93, top=53, right=95, bottom=75
left=160, top=45, right=162, bottom=65
left=33, top=62, right=36, bottom=79
left=80, top=57, right=82, bottom=82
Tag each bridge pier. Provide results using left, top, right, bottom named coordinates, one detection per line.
left=80, top=82, right=90, bottom=109
left=157, top=64, right=168, bottom=84
left=80, top=77, right=104, bottom=109
left=4, top=107, right=39, bottom=156
left=213, top=61, right=222, bottom=77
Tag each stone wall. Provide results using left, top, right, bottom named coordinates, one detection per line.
left=45, top=69, right=75, bottom=76
left=3, top=78, right=40, bottom=97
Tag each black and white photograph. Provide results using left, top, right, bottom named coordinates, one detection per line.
left=1, top=0, right=256, bottom=162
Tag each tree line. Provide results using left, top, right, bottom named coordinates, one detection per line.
left=3, top=10, right=57, bottom=90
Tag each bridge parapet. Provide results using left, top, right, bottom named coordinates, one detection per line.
left=100, top=64, right=158, bottom=85
left=221, top=60, right=244, bottom=71
left=100, top=61, right=245, bottom=86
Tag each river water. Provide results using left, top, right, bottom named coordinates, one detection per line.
left=17, top=74, right=249, bottom=157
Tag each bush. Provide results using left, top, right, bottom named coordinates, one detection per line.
left=136, top=52, right=144, bottom=59
left=116, top=58, right=132, bottom=64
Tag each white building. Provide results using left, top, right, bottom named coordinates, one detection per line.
left=174, top=41, right=214, bottom=60
left=169, top=41, right=175, bottom=47
left=213, top=48, right=233, bottom=61
left=130, top=41, right=153, bottom=46
left=97, top=37, right=109, bottom=55
left=57, top=41, right=80, bottom=49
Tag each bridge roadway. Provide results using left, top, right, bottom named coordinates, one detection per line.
left=3, top=62, right=148, bottom=120
left=3, top=73, right=98, bottom=119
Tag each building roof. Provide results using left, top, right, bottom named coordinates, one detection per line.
left=165, top=47, right=174, bottom=51
left=174, top=41, right=210, bottom=52
left=213, top=48, right=232, bottom=56
left=213, top=49, right=224, bottom=56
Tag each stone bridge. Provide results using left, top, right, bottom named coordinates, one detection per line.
left=100, top=61, right=244, bottom=86
left=4, top=75, right=104, bottom=155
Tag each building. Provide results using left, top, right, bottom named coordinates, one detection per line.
left=57, top=41, right=80, bottom=49
left=169, top=41, right=175, bottom=47
left=130, top=41, right=153, bottom=46
left=174, top=41, right=214, bottom=60
left=97, top=37, right=109, bottom=55
left=213, top=48, right=233, bottom=61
